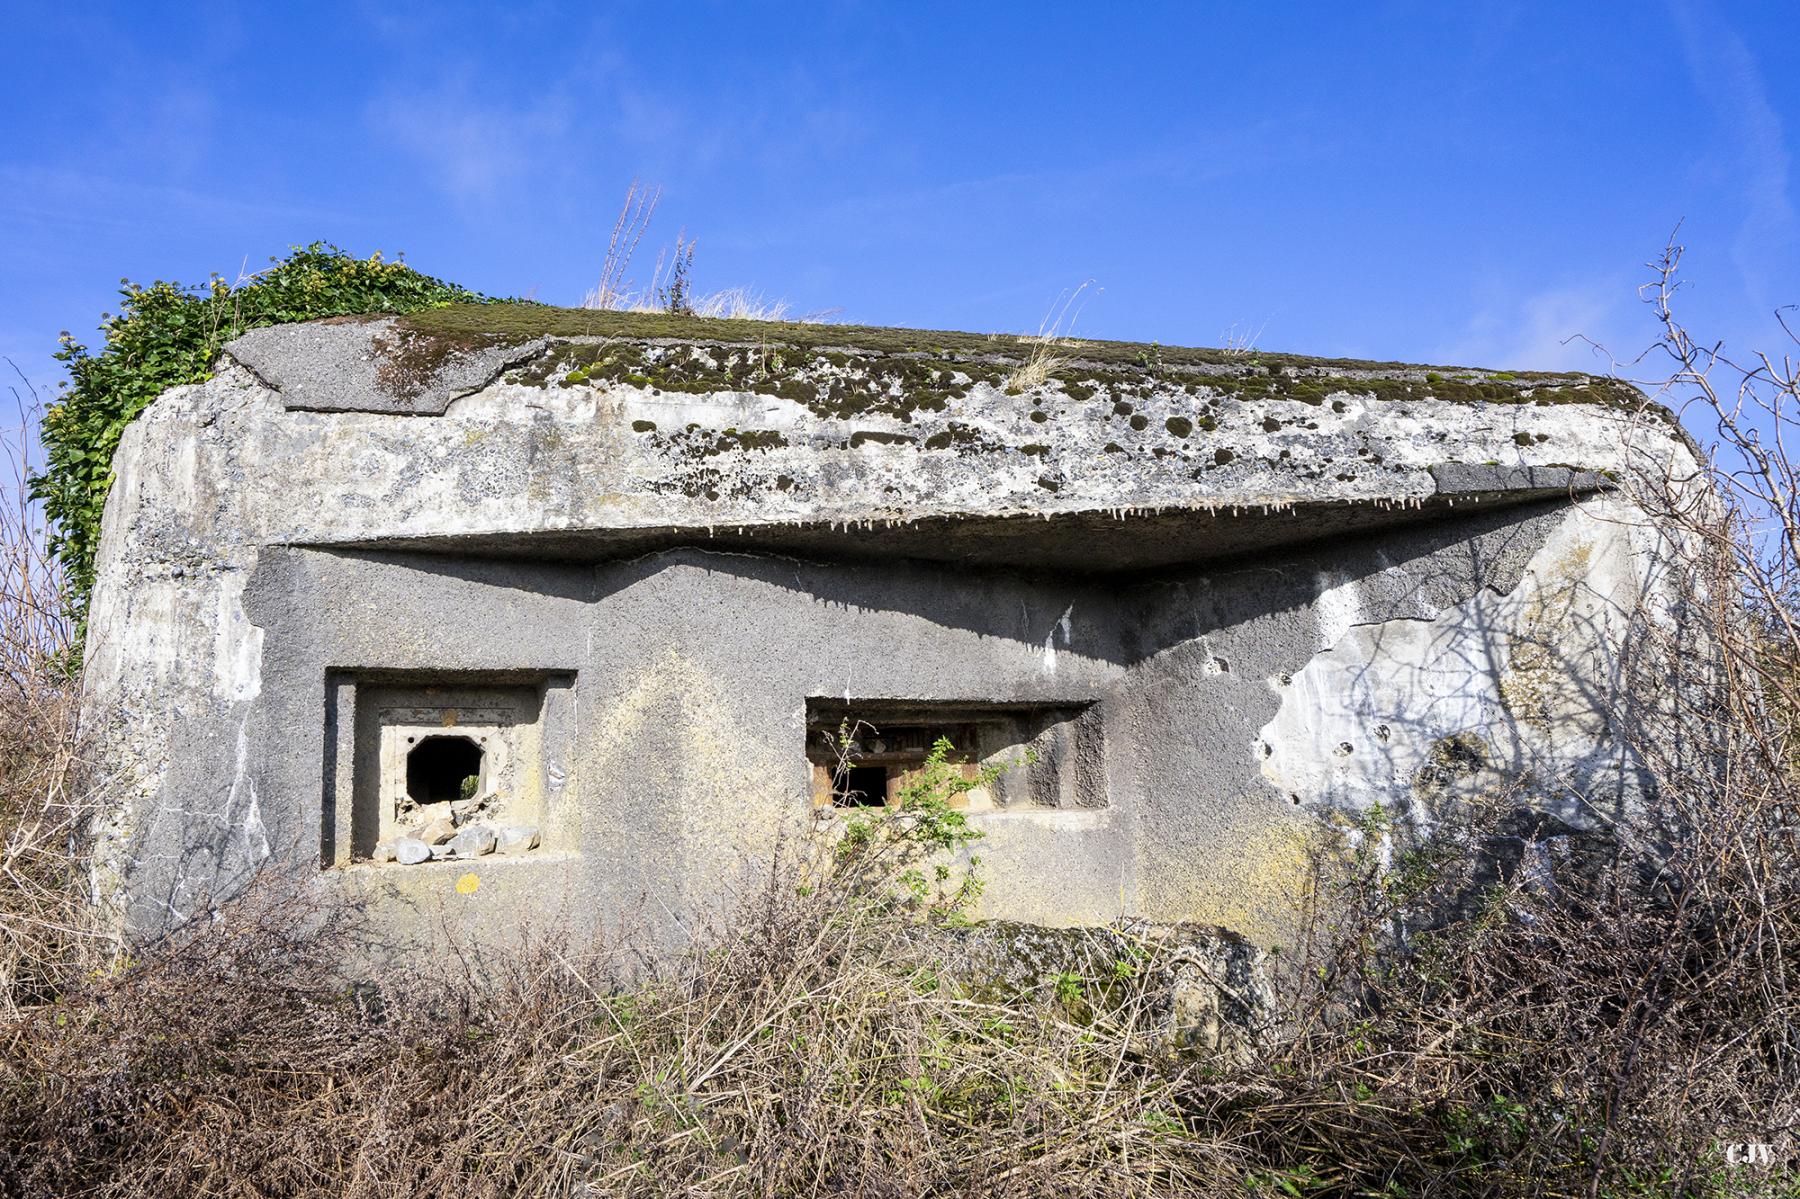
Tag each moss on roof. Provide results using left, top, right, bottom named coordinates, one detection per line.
left=393, top=302, right=1656, bottom=415
left=402, top=302, right=1518, bottom=375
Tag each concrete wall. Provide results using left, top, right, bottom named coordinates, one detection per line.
left=103, top=491, right=1649, bottom=956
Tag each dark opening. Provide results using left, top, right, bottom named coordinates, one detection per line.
left=407, top=735, right=484, bottom=805
left=835, top=764, right=889, bottom=808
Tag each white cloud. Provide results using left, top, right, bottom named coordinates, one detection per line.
left=1667, top=0, right=1798, bottom=309
left=1437, top=280, right=1641, bottom=373
left=368, top=87, right=572, bottom=206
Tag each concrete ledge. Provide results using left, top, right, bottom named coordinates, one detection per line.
left=1428, top=462, right=1613, bottom=497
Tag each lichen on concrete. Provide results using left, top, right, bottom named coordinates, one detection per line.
left=385, top=304, right=1662, bottom=434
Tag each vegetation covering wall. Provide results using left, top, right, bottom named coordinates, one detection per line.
left=30, top=244, right=486, bottom=622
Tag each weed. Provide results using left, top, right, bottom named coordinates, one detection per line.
left=1002, top=280, right=1098, bottom=394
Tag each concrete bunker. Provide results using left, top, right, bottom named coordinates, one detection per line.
left=77, top=304, right=1696, bottom=955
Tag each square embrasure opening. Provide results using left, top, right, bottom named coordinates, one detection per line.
left=804, top=699, right=1103, bottom=812
left=324, top=672, right=574, bottom=866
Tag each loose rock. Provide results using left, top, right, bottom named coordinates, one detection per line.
left=497, top=825, right=541, bottom=854
left=449, top=824, right=496, bottom=857
left=419, top=816, right=457, bottom=846
left=394, top=837, right=431, bottom=865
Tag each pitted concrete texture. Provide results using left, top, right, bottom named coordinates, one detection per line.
left=80, top=309, right=1697, bottom=960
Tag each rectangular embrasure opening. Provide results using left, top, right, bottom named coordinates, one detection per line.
left=322, top=671, right=575, bottom=867
left=804, top=699, right=1104, bottom=812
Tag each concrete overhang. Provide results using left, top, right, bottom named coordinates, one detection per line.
left=109, top=308, right=1683, bottom=582
left=320, top=467, right=1610, bottom=575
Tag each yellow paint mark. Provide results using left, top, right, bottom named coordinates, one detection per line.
left=455, top=872, right=480, bottom=895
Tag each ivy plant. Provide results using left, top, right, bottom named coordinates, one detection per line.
left=31, top=243, right=488, bottom=630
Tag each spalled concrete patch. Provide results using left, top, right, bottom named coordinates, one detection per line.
left=1257, top=496, right=1650, bottom=832
left=228, top=316, right=551, bottom=415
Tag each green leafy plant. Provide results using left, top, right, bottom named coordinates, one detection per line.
left=1244, top=1162, right=1324, bottom=1196
left=31, top=243, right=487, bottom=628
left=829, top=736, right=1022, bottom=919
left=1051, top=971, right=1085, bottom=1005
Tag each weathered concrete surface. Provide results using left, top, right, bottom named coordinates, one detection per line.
left=229, top=316, right=552, bottom=415
left=80, top=308, right=1696, bottom=959
left=1258, top=504, right=1655, bottom=830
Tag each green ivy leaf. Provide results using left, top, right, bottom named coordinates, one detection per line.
left=32, top=243, right=492, bottom=639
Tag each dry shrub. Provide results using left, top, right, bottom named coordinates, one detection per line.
left=0, top=365, right=91, bottom=1020
left=0, top=836, right=1255, bottom=1198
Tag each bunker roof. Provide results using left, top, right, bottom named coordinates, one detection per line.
left=193, top=304, right=1687, bottom=575
left=400, top=301, right=1570, bottom=379
left=227, top=302, right=1652, bottom=419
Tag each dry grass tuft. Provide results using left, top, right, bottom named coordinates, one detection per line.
left=1001, top=282, right=1098, bottom=394
left=580, top=182, right=830, bottom=324
left=1219, top=318, right=1268, bottom=360
left=584, top=179, right=663, bottom=314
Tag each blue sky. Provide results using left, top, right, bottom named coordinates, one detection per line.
left=3, top=1, right=1796, bottom=403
